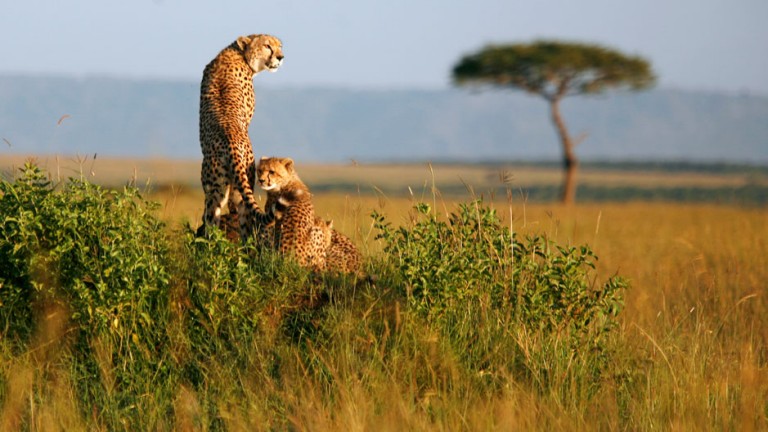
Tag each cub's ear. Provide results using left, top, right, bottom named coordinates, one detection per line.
left=260, top=156, right=269, bottom=161
left=236, top=35, right=253, bottom=51
left=282, top=158, right=294, bottom=172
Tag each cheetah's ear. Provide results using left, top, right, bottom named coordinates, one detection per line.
left=327, top=219, right=334, bottom=229
left=282, top=158, right=295, bottom=173
left=260, top=156, right=269, bottom=161
left=236, top=35, right=253, bottom=51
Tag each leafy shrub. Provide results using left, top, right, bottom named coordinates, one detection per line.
left=374, top=200, right=628, bottom=384
left=374, top=201, right=625, bottom=330
left=179, top=228, right=304, bottom=361
left=0, top=163, right=51, bottom=337
left=0, top=163, right=171, bottom=346
left=0, top=163, right=176, bottom=423
left=0, top=164, right=632, bottom=428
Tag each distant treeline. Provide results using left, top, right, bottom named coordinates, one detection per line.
left=310, top=182, right=768, bottom=206
left=526, top=184, right=768, bottom=205
left=408, top=159, right=768, bottom=175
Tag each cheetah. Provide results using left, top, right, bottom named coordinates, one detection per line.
left=199, top=211, right=331, bottom=272
left=314, top=218, right=363, bottom=276
left=199, top=34, right=284, bottom=239
left=195, top=212, right=241, bottom=243
left=307, top=217, right=334, bottom=271
left=199, top=194, right=361, bottom=276
left=256, top=157, right=329, bottom=270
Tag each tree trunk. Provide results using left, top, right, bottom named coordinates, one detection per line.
left=549, top=98, right=578, bottom=204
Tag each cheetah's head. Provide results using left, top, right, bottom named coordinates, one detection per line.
left=257, top=156, right=295, bottom=192
left=313, top=217, right=334, bottom=249
left=236, top=34, right=284, bottom=74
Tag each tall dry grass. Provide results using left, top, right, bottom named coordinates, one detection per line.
left=140, top=188, right=768, bottom=429
left=505, top=202, right=767, bottom=429
left=1, top=159, right=766, bottom=430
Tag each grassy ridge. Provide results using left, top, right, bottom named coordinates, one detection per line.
left=1, top=161, right=767, bottom=429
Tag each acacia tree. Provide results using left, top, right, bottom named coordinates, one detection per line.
left=453, top=40, right=655, bottom=203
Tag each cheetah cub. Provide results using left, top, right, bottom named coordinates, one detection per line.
left=314, top=219, right=363, bottom=276
left=256, top=157, right=329, bottom=270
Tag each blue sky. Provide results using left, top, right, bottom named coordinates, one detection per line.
left=1, top=0, right=767, bottom=94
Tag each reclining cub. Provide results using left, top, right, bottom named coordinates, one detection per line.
left=256, top=157, right=362, bottom=274
left=312, top=218, right=363, bottom=276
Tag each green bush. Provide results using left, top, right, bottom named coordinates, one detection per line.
left=0, top=163, right=51, bottom=338
left=374, top=201, right=625, bottom=331
left=374, top=201, right=628, bottom=388
left=0, top=163, right=170, bottom=347
left=179, top=227, right=310, bottom=362
left=0, top=164, right=631, bottom=428
left=0, top=163, right=178, bottom=425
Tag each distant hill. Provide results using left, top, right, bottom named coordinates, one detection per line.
left=1, top=75, right=766, bottom=164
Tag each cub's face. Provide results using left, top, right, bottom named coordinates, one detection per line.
left=256, top=157, right=294, bottom=192
left=238, top=34, right=284, bottom=74
left=312, top=217, right=333, bottom=249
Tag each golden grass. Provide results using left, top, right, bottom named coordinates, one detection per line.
left=214, top=188, right=768, bottom=429
left=2, top=156, right=766, bottom=428
left=2, top=154, right=764, bottom=192
left=147, top=176, right=767, bottom=334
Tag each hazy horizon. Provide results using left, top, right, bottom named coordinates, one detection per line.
left=3, top=71, right=765, bottom=98
left=2, top=76, right=766, bottom=164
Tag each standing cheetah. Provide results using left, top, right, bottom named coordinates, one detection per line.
left=199, top=34, right=283, bottom=239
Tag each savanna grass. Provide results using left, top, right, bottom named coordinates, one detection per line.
left=1, top=162, right=766, bottom=430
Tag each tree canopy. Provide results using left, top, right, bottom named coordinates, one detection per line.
left=452, top=40, right=655, bottom=204
left=453, top=40, right=655, bottom=101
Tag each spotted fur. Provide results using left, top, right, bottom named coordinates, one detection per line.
left=314, top=219, right=363, bottom=276
left=199, top=34, right=284, bottom=239
left=256, top=157, right=329, bottom=270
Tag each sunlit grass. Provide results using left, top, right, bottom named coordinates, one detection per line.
left=1, top=160, right=766, bottom=430
left=141, top=189, right=768, bottom=430
left=2, top=154, right=764, bottom=192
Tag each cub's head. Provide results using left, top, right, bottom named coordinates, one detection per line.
left=256, top=157, right=295, bottom=192
left=236, top=34, right=284, bottom=74
left=313, top=217, right=334, bottom=249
